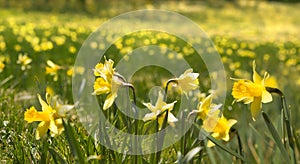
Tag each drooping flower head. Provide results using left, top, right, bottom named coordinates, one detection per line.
left=170, top=68, right=199, bottom=95
left=93, top=57, right=123, bottom=110
left=188, top=94, right=222, bottom=121
left=143, top=91, right=178, bottom=130
left=202, top=110, right=237, bottom=147
left=24, top=93, right=73, bottom=140
left=232, top=61, right=277, bottom=120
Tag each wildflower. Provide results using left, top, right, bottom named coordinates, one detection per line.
left=46, top=60, right=62, bottom=81
left=0, top=60, right=5, bottom=73
left=24, top=93, right=73, bottom=140
left=232, top=61, right=276, bottom=120
left=188, top=94, right=222, bottom=121
left=194, top=94, right=222, bottom=120
left=93, top=58, right=123, bottom=110
left=143, top=91, right=178, bottom=130
left=94, top=58, right=114, bottom=81
left=67, top=66, right=85, bottom=77
left=16, top=54, right=32, bottom=71
left=202, top=110, right=237, bottom=147
left=172, top=69, right=199, bottom=94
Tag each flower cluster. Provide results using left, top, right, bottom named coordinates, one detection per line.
left=93, top=58, right=124, bottom=110
left=191, top=94, right=237, bottom=147
left=24, top=93, right=73, bottom=140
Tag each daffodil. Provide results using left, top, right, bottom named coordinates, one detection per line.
left=143, top=91, right=178, bottom=130
left=46, top=60, right=62, bottom=81
left=196, top=94, right=222, bottom=120
left=24, top=93, right=73, bottom=140
left=93, top=58, right=123, bottom=110
left=17, top=54, right=32, bottom=71
left=232, top=61, right=276, bottom=120
left=202, top=110, right=237, bottom=147
left=94, top=58, right=114, bottom=81
left=171, top=69, right=199, bottom=94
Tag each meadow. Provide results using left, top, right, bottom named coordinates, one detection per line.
left=0, top=1, right=300, bottom=163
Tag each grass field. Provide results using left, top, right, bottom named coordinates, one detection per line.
left=0, top=1, right=299, bottom=163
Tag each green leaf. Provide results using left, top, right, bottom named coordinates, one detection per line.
left=262, top=112, right=290, bottom=163
left=183, top=146, right=202, bottom=163
left=62, top=119, right=85, bottom=164
left=48, top=147, right=67, bottom=164
left=193, top=123, right=246, bottom=161
left=40, top=139, right=49, bottom=164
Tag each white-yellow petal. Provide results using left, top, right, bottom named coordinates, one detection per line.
left=103, top=93, right=116, bottom=110
left=143, top=112, right=156, bottom=122
left=261, top=90, right=272, bottom=103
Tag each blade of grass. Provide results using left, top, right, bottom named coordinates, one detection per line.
left=62, top=119, right=85, bottom=163
left=40, top=139, right=49, bottom=164
left=262, top=112, right=290, bottom=163
left=193, top=123, right=246, bottom=161
left=48, top=147, right=67, bottom=164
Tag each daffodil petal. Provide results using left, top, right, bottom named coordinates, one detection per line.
left=38, top=94, right=50, bottom=112
left=200, top=94, right=212, bottom=111
left=250, top=97, right=262, bottom=120
left=207, top=140, right=215, bottom=148
left=168, top=112, right=178, bottom=123
left=143, top=102, right=156, bottom=112
left=103, top=93, right=116, bottom=110
left=142, top=112, right=156, bottom=122
left=49, top=119, right=58, bottom=134
left=36, top=121, right=49, bottom=140
left=161, top=101, right=177, bottom=112
left=252, top=61, right=262, bottom=84
left=261, top=90, right=272, bottom=103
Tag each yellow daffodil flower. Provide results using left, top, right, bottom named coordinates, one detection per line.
left=202, top=110, right=237, bottom=147
left=16, top=54, right=32, bottom=71
left=143, top=91, right=178, bottom=130
left=197, top=94, right=222, bottom=120
left=24, top=93, right=73, bottom=140
left=188, top=94, right=222, bottom=121
left=93, top=58, right=123, bottom=110
left=94, top=58, right=114, bottom=81
left=172, top=68, right=199, bottom=94
left=232, top=61, right=276, bottom=120
left=46, top=60, right=62, bottom=81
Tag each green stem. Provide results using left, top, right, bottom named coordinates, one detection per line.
left=123, top=83, right=139, bottom=163
left=164, top=79, right=177, bottom=101
left=265, top=87, right=295, bottom=162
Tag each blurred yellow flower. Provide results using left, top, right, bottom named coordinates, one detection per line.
left=16, top=54, right=32, bottom=71
left=202, top=111, right=237, bottom=147
left=172, top=69, right=199, bottom=95
left=232, top=61, right=276, bottom=120
left=0, top=60, right=5, bottom=73
left=93, top=58, right=123, bottom=110
left=143, top=91, right=177, bottom=130
left=67, top=66, right=85, bottom=77
left=24, top=93, right=73, bottom=140
left=195, top=94, right=222, bottom=120
left=46, top=60, right=62, bottom=81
